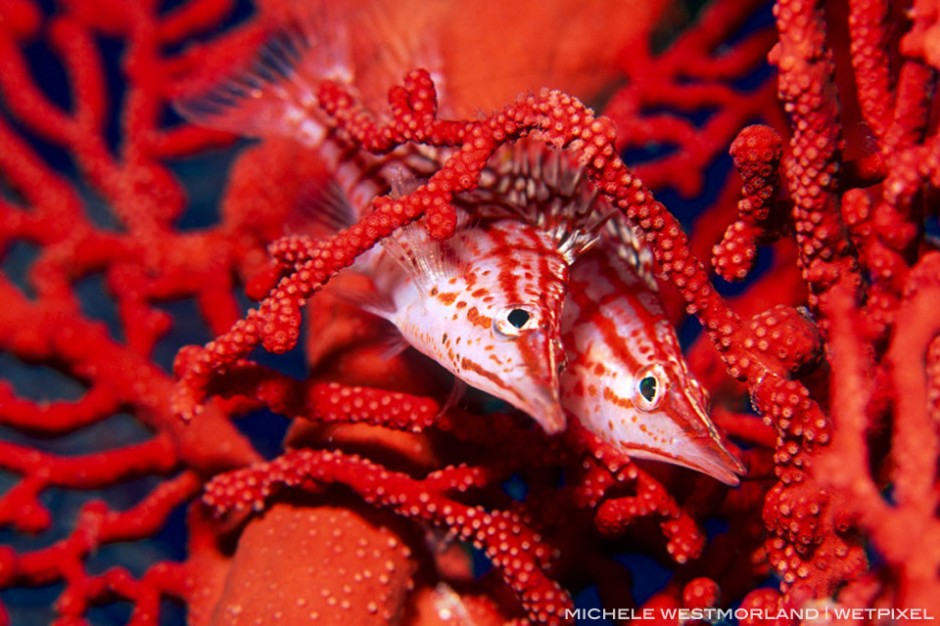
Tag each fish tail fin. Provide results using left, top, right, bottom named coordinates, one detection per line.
left=174, top=1, right=444, bottom=142
left=345, top=0, right=446, bottom=106
left=285, top=173, right=359, bottom=239
left=174, top=6, right=347, bottom=145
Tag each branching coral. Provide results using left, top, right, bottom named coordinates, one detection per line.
left=0, top=0, right=938, bottom=625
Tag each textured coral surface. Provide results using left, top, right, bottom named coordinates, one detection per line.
left=0, top=0, right=938, bottom=625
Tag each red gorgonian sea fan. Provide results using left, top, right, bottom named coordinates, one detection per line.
left=0, top=0, right=938, bottom=624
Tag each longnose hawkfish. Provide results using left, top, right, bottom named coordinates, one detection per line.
left=175, top=1, right=745, bottom=480
left=339, top=210, right=578, bottom=433
left=465, top=147, right=744, bottom=480
left=450, top=149, right=744, bottom=483
left=173, top=3, right=607, bottom=433
left=560, top=220, right=745, bottom=485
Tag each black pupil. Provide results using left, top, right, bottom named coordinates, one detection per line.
left=507, top=308, right=530, bottom=329
left=639, top=376, right=657, bottom=402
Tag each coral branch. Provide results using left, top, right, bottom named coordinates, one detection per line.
left=772, top=0, right=860, bottom=323
left=205, top=449, right=571, bottom=624
left=712, top=125, right=785, bottom=281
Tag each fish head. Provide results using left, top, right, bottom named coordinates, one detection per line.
left=485, top=300, right=568, bottom=433
left=560, top=240, right=744, bottom=484
left=605, top=354, right=745, bottom=486
left=421, top=235, right=569, bottom=434
left=376, top=216, right=571, bottom=434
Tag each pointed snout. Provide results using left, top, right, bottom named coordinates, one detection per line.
left=613, top=385, right=747, bottom=485
left=516, top=332, right=567, bottom=434
left=622, top=436, right=745, bottom=486
left=523, top=381, right=567, bottom=434
left=677, top=439, right=746, bottom=486
left=680, top=386, right=746, bottom=485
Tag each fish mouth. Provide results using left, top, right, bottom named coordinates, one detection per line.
left=522, top=383, right=567, bottom=435
left=674, top=439, right=745, bottom=486
left=625, top=441, right=745, bottom=486
left=682, top=389, right=747, bottom=485
left=640, top=384, right=746, bottom=485
left=516, top=332, right=567, bottom=434
left=601, top=383, right=746, bottom=484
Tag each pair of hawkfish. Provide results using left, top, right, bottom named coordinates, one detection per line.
left=177, top=1, right=745, bottom=485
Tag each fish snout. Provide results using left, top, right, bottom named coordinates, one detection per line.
left=684, top=434, right=747, bottom=486
left=676, top=387, right=747, bottom=485
left=524, top=382, right=567, bottom=435
left=612, top=384, right=745, bottom=485
left=516, top=331, right=567, bottom=434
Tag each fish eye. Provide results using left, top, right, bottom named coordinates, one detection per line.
left=507, top=308, right=530, bottom=329
left=493, top=305, right=536, bottom=339
left=635, top=364, right=667, bottom=411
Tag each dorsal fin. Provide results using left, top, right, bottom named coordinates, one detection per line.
left=605, top=215, right=658, bottom=291
left=461, top=139, right=614, bottom=263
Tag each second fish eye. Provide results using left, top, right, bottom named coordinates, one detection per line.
left=635, top=364, right=667, bottom=411
left=638, top=375, right=657, bottom=403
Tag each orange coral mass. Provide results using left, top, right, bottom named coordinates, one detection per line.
left=205, top=503, right=416, bottom=625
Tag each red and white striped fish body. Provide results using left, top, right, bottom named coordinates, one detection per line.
left=363, top=217, right=569, bottom=433
left=560, top=229, right=745, bottom=485
left=173, top=4, right=607, bottom=436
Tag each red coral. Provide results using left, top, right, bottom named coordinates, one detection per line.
left=712, top=125, right=785, bottom=282
left=1, top=0, right=939, bottom=625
